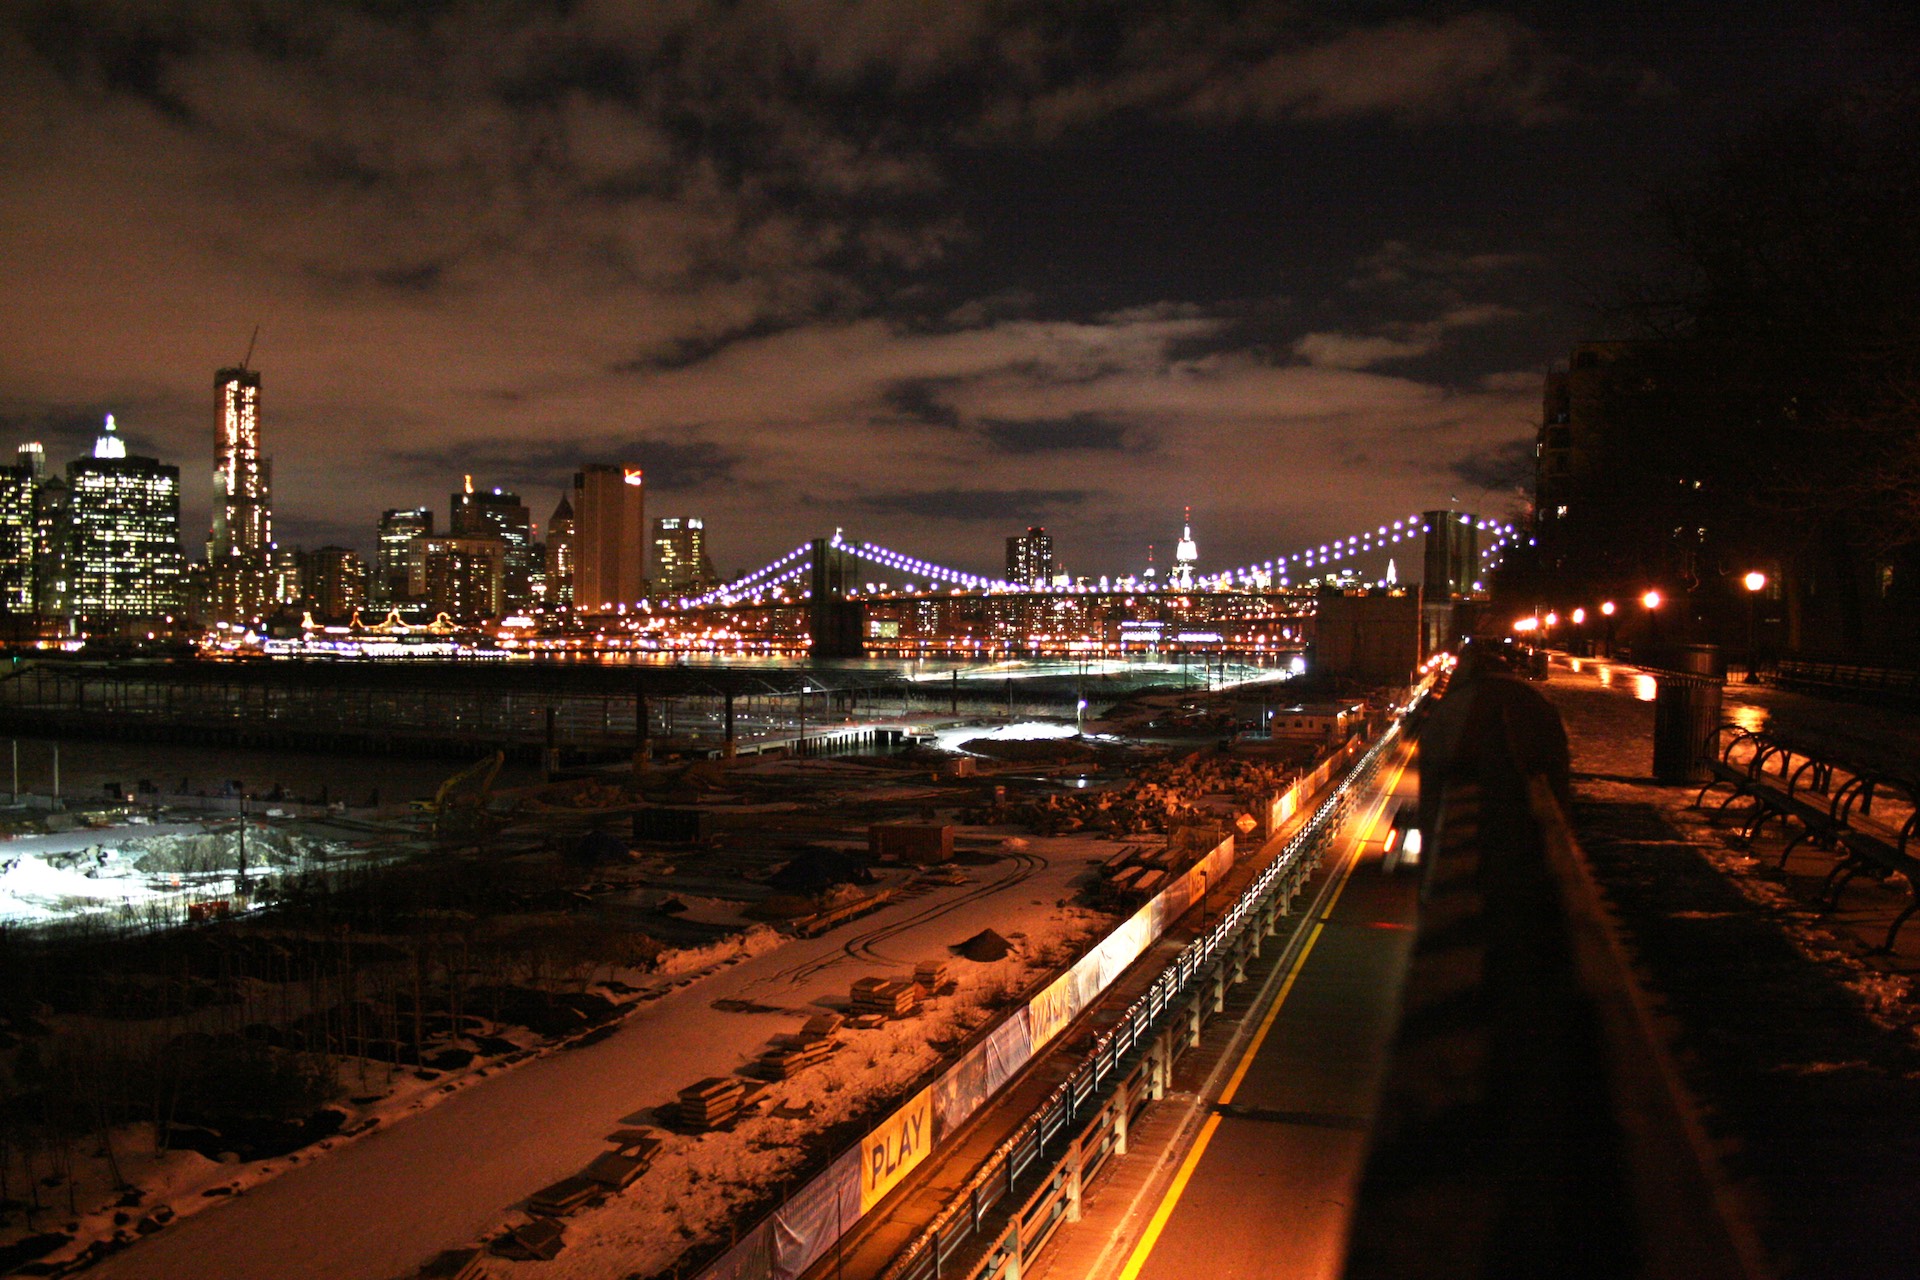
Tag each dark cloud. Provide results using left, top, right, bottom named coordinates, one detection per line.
left=979, top=412, right=1148, bottom=455
left=1450, top=437, right=1536, bottom=496
left=0, top=0, right=1896, bottom=575
left=852, top=488, right=1089, bottom=522
left=876, top=379, right=962, bottom=429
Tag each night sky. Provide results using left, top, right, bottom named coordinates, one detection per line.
left=2, top=1, right=1910, bottom=581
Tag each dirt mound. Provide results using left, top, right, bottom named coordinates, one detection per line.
left=955, top=929, right=1011, bottom=962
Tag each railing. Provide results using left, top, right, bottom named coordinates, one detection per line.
left=1774, top=654, right=1920, bottom=703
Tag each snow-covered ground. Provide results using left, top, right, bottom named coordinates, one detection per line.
left=0, top=820, right=368, bottom=925
left=82, top=832, right=1119, bottom=1280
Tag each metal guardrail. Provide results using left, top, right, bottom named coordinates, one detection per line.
left=1774, top=656, right=1920, bottom=703
left=875, top=722, right=1402, bottom=1280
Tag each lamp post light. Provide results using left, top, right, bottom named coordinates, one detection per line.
left=1600, top=600, right=1617, bottom=658
left=1641, top=589, right=1663, bottom=646
left=1742, top=571, right=1768, bottom=682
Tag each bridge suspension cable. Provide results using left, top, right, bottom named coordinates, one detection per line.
left=687, top=543, right=813, bottom=607
left=843, top=535, right=1012, bottom=593
left=1199, top=512, right=1521, bottom=590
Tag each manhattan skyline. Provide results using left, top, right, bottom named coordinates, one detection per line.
left=1, top=1, right=1910, bottom=575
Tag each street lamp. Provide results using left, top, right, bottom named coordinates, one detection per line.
left=1641, top=589, right=1663, bottom=647
left=1742, top=571, right=1768, bottom=682
left=1599, top=600, right=1617, bottom=656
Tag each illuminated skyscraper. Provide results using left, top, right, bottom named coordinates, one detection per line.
left=652, top=517, right=716, bottom=595
left=451, top=477, right=533, bottom=610
left=409, top=536, right=504, bottom=624
left=376, top=507, right=432, bottom=604
left=56, top=415, right=186, bottom=624
left=1005, top=527, right=1054, bottom=588
left=0, top=452, right=35, bottom=613
left=572, top=465, right=645, bottom=611
left=208, top=364, right=273, bottom=623
left=293, top=545, right=367, bottom=621
left=545, top=494, right=575, bottom=608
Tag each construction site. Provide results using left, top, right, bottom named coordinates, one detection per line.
left=0, top=673, right=1389, bottom=1279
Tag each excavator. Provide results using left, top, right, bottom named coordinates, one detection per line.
left=424, top=750, right=506, bottom=845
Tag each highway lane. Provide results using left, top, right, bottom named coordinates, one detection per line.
left=1112, top=748, right=1422, bottom=1280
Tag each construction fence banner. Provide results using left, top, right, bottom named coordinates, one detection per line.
left=703, top=1145, right=861, bottom=1280
left=700, top=736, right=1358, bottom=1280
left=933, top=1006, right=1034, bottom=1137
left=1269, top=737, right=1361, bottom=834
left=860, top=1086, right=936, bottom=1212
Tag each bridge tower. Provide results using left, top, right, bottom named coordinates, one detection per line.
left=1422, top=509, right=1480, bottom=653
left=809, top=535, right=866, bottom=659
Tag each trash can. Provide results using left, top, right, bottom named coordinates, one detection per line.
left=1650, top=644, right=1723, bottom=784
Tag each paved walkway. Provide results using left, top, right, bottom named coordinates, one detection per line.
left=1541, top=658, right=1920, bottom=1277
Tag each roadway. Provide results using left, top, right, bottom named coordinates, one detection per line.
left=1042, top=745, right=1422, bottom=1280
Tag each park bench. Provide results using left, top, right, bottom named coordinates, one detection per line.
left=1694, top=729, right=1839, bottom=860
left=1740, top=752, right=1845, bottom=863
left=1698, top=725, right=1920, bottom=952
left=1817, top=776, right=1920, bottom=953
left=1692, top=727, right=1768, bottom=813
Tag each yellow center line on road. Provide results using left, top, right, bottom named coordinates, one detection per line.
left=1114, top=753, right=1412, bottom=1280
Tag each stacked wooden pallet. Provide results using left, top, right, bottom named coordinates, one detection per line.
left=677, top=1076, right=746, bottom=1129
left=850, top=976, right=921, bottom=1019
left=759, top=1036, right=837, bottom=1079
left=914, top=959, right=953, bottom=994
left=527, top=1176, right=601, bottom=1217
left=492, top=1219, right=566, bottom=1261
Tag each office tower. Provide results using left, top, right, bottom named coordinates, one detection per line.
left=1005, top=527, right=1054, bottom=588
left=208, top=364, right=273, bottom=624
left=376, top=507, right=433, bottom=604
left=271, top=548, right=303, bottom=606
left=545, top=494, right=575, bottom=608
left=32, top=478, right=68, bottom=615
left=409, top=536, right=505, bottom=624
left=296, top=545, right=367, bottom=620
left=652, top=517, right=716, bottom=595
left=571, top=464, right=644, bottom=611
left=59, top=415, right=186, bottom=623
left=16, top=442, right=44, bottom=481
left=450, top=477, right=533, bottom=610
left=0, top=455, right=34, bottom=613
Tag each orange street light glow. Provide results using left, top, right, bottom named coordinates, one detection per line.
left=1642, top=590, right=1662, bottom=610
left=1744, top=571, right=1768, bottom=592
